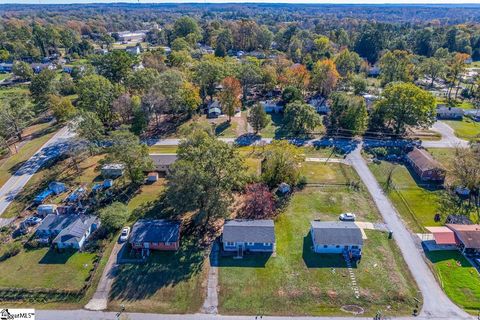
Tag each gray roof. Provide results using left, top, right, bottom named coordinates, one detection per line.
left=310, top=221, right=363, bottom=246
left=37, top=214, right=80, bottom=233
left=129, top=219, right=180, bottom=244
left=53, top=216, right=98, bottom=244
left=437, top=106, right=463, bottom=114
left=223, top=219, right=275, bottom=243
left=150, top=154, right=178, bottom=167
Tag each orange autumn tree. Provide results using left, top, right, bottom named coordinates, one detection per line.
left=218, top=76, right=242, bottom=121
left=311, top=59, right=339, bottom=99
left=284, top=63, right=310, bottom=93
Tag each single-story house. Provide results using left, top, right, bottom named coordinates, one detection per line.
left=37, top=204, right=58, bottom=217
left=0, top=62, right=13, bottom=73
left=150, top=154, right=178, bottom=173
left=436, top=105, right=464, bottom=120
left=446, top=224, right=480, bottom=255
left=101, top=163, right=125, bottom=178
left=260, top=100, right=283, bottom=113
left=117, top=31, right=146, bottom=42
left=310, top=221, right=363, bottom=259
left=125, top=45, right=141, bottom=55
left=129, top=219, right=181, bottom=252
left=53, top=216, right=100, bottom=249
left=363, top=94, right=379, bottom=109
left=406, top=148, right=446, bottom=182
left=308, top=98, right=330, bottom=114
left=207, top=101, right=222, bottom=118
left=222, top=219, right=275, bottom=255
left=36, top=214, right=99, bottom=249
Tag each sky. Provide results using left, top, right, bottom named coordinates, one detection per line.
left=4, top=0, right=480, bottom=4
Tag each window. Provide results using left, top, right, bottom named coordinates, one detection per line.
left=323, top=245, right=328, bottom=248
left=247, top=242, right=254, bottom=246
left=226, top=242, right=235, bottom=246
left=263, top=243, right=272, bottom=246
left=336, top=245, right=340, bottom=248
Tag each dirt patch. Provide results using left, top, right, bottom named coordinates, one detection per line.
left=327, top=290, right=338, bottom=299
left=340, top=305, right=364, bottom=315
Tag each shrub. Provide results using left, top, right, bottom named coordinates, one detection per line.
left=0, top=242, right=22, bottom=262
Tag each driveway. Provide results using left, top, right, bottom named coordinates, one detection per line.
left=346, top=144, right=471, bottom=319
left=85, top=241, right=124, bottom=311
left=424, top=121, right=470, bottom=148
left=0, top=125, right=74, bottom=215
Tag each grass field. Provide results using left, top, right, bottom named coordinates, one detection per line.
left=443, top=119, right=480, bottom=141
left=427, top=250, right=480, bottom=313
left=0, top=247, right=96, bottom=291
left=0, top=85, right=29, bottom=101
left=368, top=161, right=442, bottom=233
left=218, top=163, right=419, bottom=316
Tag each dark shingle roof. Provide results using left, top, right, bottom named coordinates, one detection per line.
left=447, top=224, right=480, bottom=249
left=37, top=214, right=79, bottom=232
left=310, top=221, right=363, bottom=246
left=223, top=219, right=275, bottom=243
left=129, top=219, right=180, bottom=244
left=53, top=216, right=98, bottom=244
left=150, top=154, right=178, bottom=167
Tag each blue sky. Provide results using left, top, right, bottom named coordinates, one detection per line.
left=4, top=0, right=480, bottom=4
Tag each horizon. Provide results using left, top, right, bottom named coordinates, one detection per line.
left=4, top=0, right=480, bottom=5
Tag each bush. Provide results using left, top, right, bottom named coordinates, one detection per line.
left=0, top=242, right=22, bottom=262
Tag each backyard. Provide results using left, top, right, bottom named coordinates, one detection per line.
left=426, top=250, right=480, bottom=313
left=218, top=162, right=419, bottom=316
left=443, top=119, right=480, bottom=141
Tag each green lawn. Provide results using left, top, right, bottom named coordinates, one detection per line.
left=427, top=250, right=480, bottom=313
left=0, top=247, right=96, bottom=291
left=0, top=73, right=11, bottom=81
left=427, top=148, right=456, bottom=169
left=0, top=126, right=57, bottom=188
left=443, top=119, right=480, bottom=141
left=0, top=85, right=29, bottom=101
left=260, top=113, right=286, bottom=139
left=219, top=163, right=419, bottom=316
left=368, top=161, right=442, bottom=232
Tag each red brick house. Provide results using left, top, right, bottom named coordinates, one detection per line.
left=406, top=148, right=445, bottom=182
left=129, top=219, right=180, bottom=252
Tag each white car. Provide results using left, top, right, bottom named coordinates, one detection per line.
left=119, top=227, right=131, bottom=242
left=339, top=213, right=356, bottom=221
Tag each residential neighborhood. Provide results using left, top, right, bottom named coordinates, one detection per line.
left=0, top=2, right=479, bottom=320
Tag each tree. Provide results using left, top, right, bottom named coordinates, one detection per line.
left=378, top=50, right=414, bottom=86
left=0, top=95, right=34, bottom=141
left=173, top=17, right=201, bottom=43
left=311, top=59, right=339, bottom=99
left=240, top=183, right=275, bottom=219
left=166, top=131, right=245, bottom=225
left=328, top=93, right=368, bottom=135
left=215, top=29, right=233, bottom=57
left=93, top=50, right=137, bottom=83
left=105, top=129, right=154, bottom=184
left=248, top=103, right=269, bottom=134
left=49, top=95, right=76, bottom=123
left=350, top=75, right=367, bottom=95
left=281, top=86, right=303, bottom=105
left=76, top=75, right=118, bottom=125
left=99, top=202, right=129, bottom=233
left=334, top=49, right=362, bottom=77
left=237, top=59, right=262, bottom=103
left=218, top=77, right=242, bottom=121
left=0, top=49, right=9, bottom=62
left=112, top=94, right=136, bottom=125
left=446, top=53, right=470, bottom=100
left=371, top=82, right=436, bottom=134
left=126, top=68, right=159, bottom=94
left=284, top=63, right=310, bottom=93
left=420, top=57, right=446, bottom=87
left=180, top=82, right=201, bottom=115
left=171, top=37, right=191, bottom=52
left=71, top=111, right=105, bottom=155
left=283, top=101, right=322, bottom=135
left=58, top=73, right=75, bottom=96
left=30, top=69, right=57, bottom=111
left=261, top=140, right=303, bottom=188
left=194, top=57, right=226, bottom=102
left=12, top=61, right=33, bottom=81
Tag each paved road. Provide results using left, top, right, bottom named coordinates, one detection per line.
left=85, top=242, right=124, bottom=311
left=0, top=126, right=73, bottom=215
left=346, top=144, right=471, bottom=319
left=425, top=121, right=470, bottom=148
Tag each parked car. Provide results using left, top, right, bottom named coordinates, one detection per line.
left=119, top=227, right=131, bottom=242
left=23, top=216, right=42, bottom=226
left=339, top=212, right=356, bottom=221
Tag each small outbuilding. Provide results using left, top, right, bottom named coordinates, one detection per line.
left=37, top=204, right=58, bottom=217
left=446, top=224, right=480, bottom=255
left=147, top=172, right=159, bottom=183
left=310, top=221, right=363, bottom=259
left=129, top=219, right=181, bottom=252
left=222, top=219, right=275, bottom=255
left=101, top=164, right=125, bottom=178
left=207, top=101, right=222, bottom=118
left=48, top=181, right=67, bottom=195
left=406, top=148, right=446, bottom=182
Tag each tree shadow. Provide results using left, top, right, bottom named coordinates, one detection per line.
left=214, top=121, right=231, bottom=136
left=216, top=253, right=272, bottom=268
left=425, top=250, right=471, bottom=267
left=302, top=233, right=351, bottom=269
left=39, top=248, right=76, bottom=264
left=403, top=164, right=445, bottom=192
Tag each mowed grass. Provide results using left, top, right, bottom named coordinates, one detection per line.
left=218, top=162, right=419, bottom=316
left=0, top=125, right=57, bottom=188
left=444, top=119, right=480, bottom=141
left=368, top=161, right=442, bottom=233
left=0, top=247, right=96, bottom=290
left=427, top=250, right=480, bottom=313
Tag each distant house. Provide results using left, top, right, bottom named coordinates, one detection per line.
left=101, top=164, right=125, bottom=178
left=368, top=64, right=380, bottom=77
left=48, top=181, right=67, bottom=195
left=207, top=101, right=222, bottom=118
left=310, top=221, right=363, bottom=259
left=222, top=220, right=275, bottom=255
left=147, top=172, right=159, bottom=183
left=31, top=63, right=55, bottom=73
left=308, top=98, right=330, bottom=114
left=37, top=204, right=58, bottom=217
left=363, top=94, right=379, bottom=109
left=260, top=100, right=283, bottom=113
left=94, top=48, right=109, bottom=55
left=36, top=214, right=99, bottom=249
left=436, top=105, right=464, bottom=120
left=405, top=148, right=446, bottom=182
left=150, top=154, right=178, bottom=173
left=117, top=31, right=146, bottom=43
left=0, top=62, right=13, bottom=73
left=129, top=219, right=181, bottom=252
left=125, top=45, right=141, bottom=55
